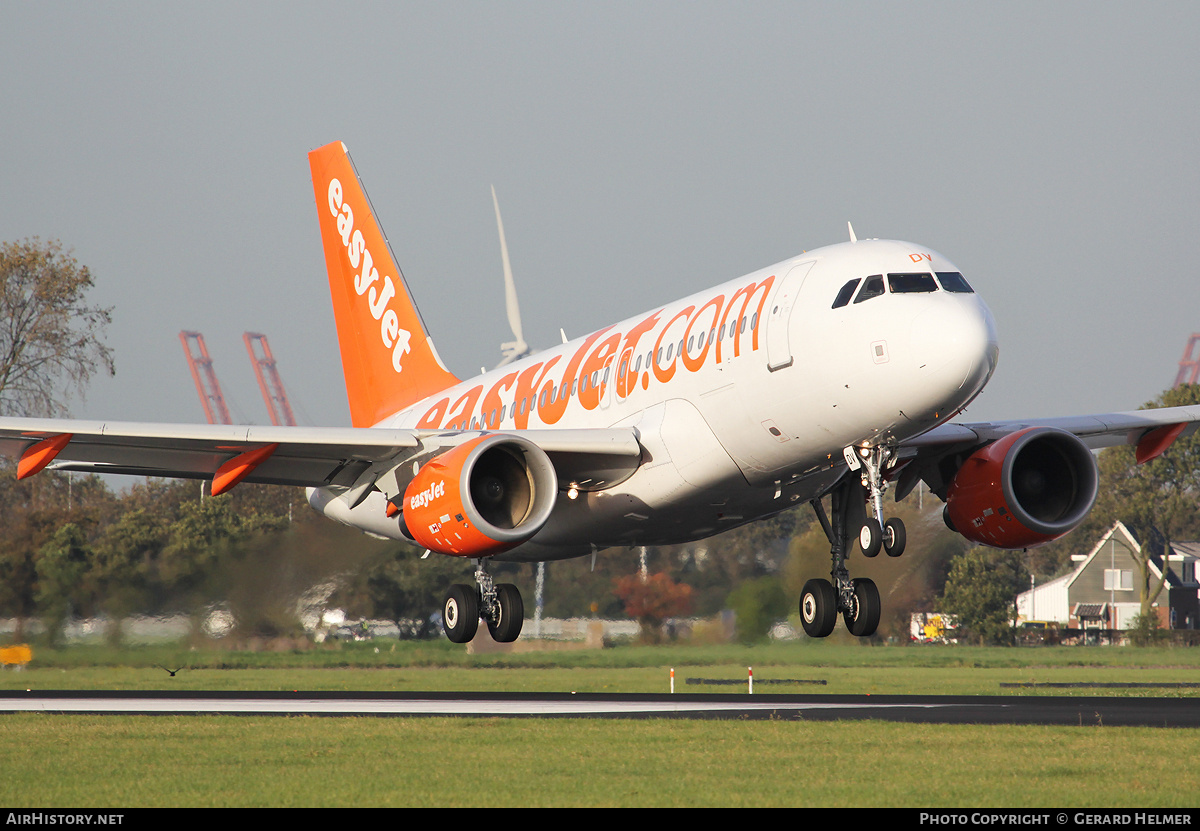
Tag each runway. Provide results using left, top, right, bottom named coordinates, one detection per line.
left=2, top=691, right=1197, bottom=726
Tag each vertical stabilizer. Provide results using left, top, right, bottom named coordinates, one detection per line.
left=309, top=141, right=460, bottom=427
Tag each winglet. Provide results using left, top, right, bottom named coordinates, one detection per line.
left=309, top=142, right=460, bottom=427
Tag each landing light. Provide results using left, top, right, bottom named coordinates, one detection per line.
left=568, top=486, right=579, bottom=500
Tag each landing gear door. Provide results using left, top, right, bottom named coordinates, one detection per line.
left=766, top=261, right=815, bottom=371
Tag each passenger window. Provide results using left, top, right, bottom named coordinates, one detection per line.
left=854, top=275, right=885, bottom=304
left=888, top=273, right=938, bottom=293
left=936, top=271, right=974, bottom=293
left=832, top=278, right=861, bottom=308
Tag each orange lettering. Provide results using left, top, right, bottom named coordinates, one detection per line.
left=652, top=306, right=694, bottom=385
left=616, top=313, right=661, bottom=398
left=578, top=333, right=622, bottom=410
left=538, top=327, right=613, bottom=424
left=717, top=276, right=774, bottom=360
left=512, top=358, right=560, bottom=429
left=416, top=397, right=450, bottom=429
left=682, top=295, right=723, bottom=373
left=480, top=372, right=518, bottom=429
left=443, top=385, right=483, bottom=430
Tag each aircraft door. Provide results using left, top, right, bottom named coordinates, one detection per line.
left=765, top=261, right=815, bottom=371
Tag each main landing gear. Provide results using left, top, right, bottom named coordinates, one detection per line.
left=442, top=559, right=524, bottom=644
left=801, top=449, right=906, bottom=639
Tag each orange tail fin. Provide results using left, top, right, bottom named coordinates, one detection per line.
left=309, top=141, right=460, bottom=427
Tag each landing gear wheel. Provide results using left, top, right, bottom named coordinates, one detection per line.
left=859, top=518, right=882, bottom=558
left=443, top=584, right=479, bottom=644
left=843, top=577, right=881, bottom=637
left=800, top=578, right=838, bottom=638
left=487, top=583, right=524, bottom=643
left=883, top=518, right=906, bottom=557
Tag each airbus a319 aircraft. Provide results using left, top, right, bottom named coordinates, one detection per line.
left=4, top=141, right=1199, bottom=643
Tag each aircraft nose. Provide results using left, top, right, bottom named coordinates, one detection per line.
left=910, top=300, right=998, bottom=394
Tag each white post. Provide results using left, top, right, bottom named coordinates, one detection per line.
left=534, top=561, right=545, bottom=637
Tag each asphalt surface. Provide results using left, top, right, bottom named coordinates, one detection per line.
left=2, top=691, right=1198, bottom=726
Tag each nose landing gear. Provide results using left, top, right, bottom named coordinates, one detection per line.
left=442, top=559, right=525, bottom=644
left=848, top=444, right=906, bottom=558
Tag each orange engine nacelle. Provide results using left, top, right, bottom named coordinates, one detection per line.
left=402, top=434, right=558, bottom=557
left=944, top=427, right=1098, bottom=549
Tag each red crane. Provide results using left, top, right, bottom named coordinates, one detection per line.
left=243, top=332, right=297, bottom=427
left=1175, top=334, right=1200, bottom=388
left=179, top=331, right=232, bottom=425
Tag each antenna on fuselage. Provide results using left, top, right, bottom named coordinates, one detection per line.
left=848, top=222, right=858, bottom=243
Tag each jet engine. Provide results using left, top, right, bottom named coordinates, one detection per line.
left=402, top=434, right=558, bottom=557
left=943, top=427, right=1098, bottom=549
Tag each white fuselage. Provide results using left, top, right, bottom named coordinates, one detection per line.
left=313, top=239, right=999, bottom=561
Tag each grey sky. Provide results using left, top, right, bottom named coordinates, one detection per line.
left=2, top=1, right=1197, bottom=430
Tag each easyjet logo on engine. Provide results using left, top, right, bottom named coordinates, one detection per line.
left=327, top=178, right=412, bottom=373
left=409, top=479, right=446, bottom=511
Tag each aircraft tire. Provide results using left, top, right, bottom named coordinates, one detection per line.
left=800, top=578, right=838, bottom=638
left=859, top=518, right=883, bottom=557
left=487, top=583, right=524, bottom=643
left=443, top=584, right=480, bottom=644
left=843, top=578, right=881, bottom=637
left=884, top=518, right=906, bottom=557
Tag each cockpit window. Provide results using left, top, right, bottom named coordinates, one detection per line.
left=853, top=275, right=885, bottom=304
left=831, top=278, right=861, bottom=309
left=888, top=272, right=938, bottom=293
left=936, top=271, right=974, bottom=293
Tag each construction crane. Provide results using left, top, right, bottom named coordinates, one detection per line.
left=179, top=331, right=232, bottom=425
left=243, top=332, right=297, bottom=427
left=1175, top=334, right=1200, bottom=388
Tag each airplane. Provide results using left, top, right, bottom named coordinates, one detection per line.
left=3, top=139, right=1199, bottom=644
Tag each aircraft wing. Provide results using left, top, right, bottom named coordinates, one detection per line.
left=894, top=403, right=1200, bottom=499
left=0, top=417, right=644, bottom=495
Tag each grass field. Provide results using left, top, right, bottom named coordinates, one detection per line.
left=3, top=640, right=1200, bottom=807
